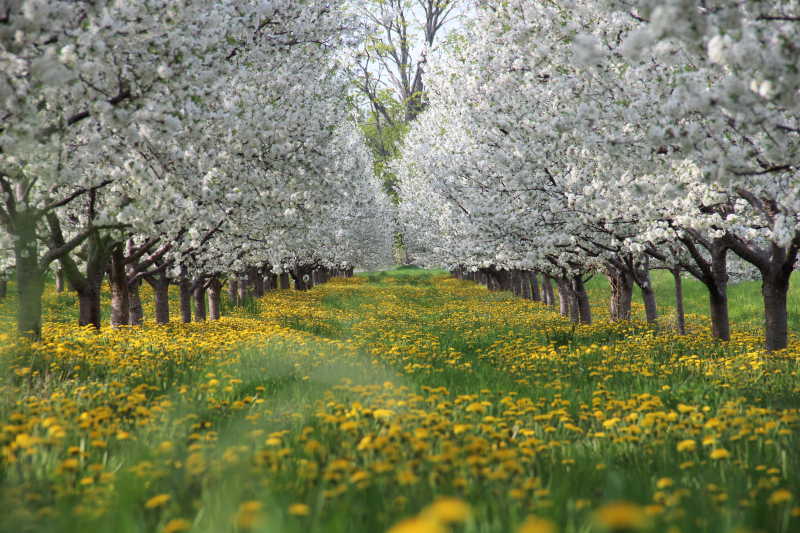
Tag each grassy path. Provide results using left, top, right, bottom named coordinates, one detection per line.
left=1, top=270, right=799, bottom=533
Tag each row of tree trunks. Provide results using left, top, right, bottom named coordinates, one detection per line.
left=455, top=268, right=593, bottom=325
left=36, top=261, right=357, bottom=330
left=455, top=268, right=556, bottom=305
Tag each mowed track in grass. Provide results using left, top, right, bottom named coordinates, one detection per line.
left=1, top=268, right=799, bottom=533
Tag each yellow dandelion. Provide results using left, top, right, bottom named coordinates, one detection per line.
left=768, top=489, right=793, bottom=505
left=162, top=518, right=192, bottom=533
left=516, top=515, right=557, bottom=533
left=288, top=503, right=310, bottom=516
left=386, top=516, right=446, bottom=533
left=145, top=494, right=171, bottom=509
left=594, top=501, right=647, bottom=530
left=709, top=449, right=730, bottom=460
left=422, top=497, right=471, bottom=524
left=676, top=439, right=696, bottom=452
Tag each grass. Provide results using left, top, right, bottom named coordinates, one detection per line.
left=0, top=268, right=798, bottom=533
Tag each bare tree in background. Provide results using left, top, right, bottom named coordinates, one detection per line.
left=356, top=0, right=462, bottom=123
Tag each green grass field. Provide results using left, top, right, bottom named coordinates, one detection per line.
left=0, top=269, right=798, bottom=533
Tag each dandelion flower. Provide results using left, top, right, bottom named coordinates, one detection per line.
left=145, top=494, right=171, bottom=509
left=768, top=489, right=792, bottom=505
left=516, top=515, right=556, bottom=533
left=594, top=501, right=647, bottom=530
left=162, top=519, right=192, bottom=533
left=423, top=497, right=471, bottom=523
left=288, top=503, right=310, bottom=516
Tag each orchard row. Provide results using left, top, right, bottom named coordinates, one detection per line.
left=396, top=1, right=799, bottom=350
left=0, top=1, right=394, bottom=338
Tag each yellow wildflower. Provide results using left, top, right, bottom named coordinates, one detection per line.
left=145, top=494, right=171, bottom=509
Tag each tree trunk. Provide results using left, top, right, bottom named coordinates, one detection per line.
left=607, top=267, right=633, bottom=321
left=762, top=269, right=791, bottom=351
left=705, top=245, right=730, bottom=341
left=207, top=277, right=222, bottom=321
left=542, top=275, right=555, bottom=306
left=706, top=284, right=729, bottom=340
left=109, top=246, right=130, bottom=327
left=294, top=268, right=312, bottom=291
left=193, top=282, right=206, bottom=322
left=673, top=268, right=686, bottom=335
left=148, top=275, right=170, bottom=325
left=249, top=268, right=264, bottom=298
left=15, top=229, right=44, bottom=337
left=77, top=265, right=104, bottom=330
left=521, top=271, right=532, bottom=299
left=641, top=284, right=657, bottom=324
left=573, top=276, right=592, bottom=325
left=77, top=270, right=103, bottom=330
left=500, top=270, right=513, bottom=292
left=557, top=278, right=571, bottom=318
left=0, top=279, right=6, bottom=300
left=179, top=278, right=192, bottom=324
left=55, top=268, right=65, bottom=293
left=513, top=270, right=524, bottom=297
left=279, top=273, right=290, bottom=289
left=128, top=280, right=143, bottom=326
left=530, top=272, right=541, bottom=302
left=632, top=264, right=658, bottom=324
left=237, top=276, right=248, bottom=302
left=228, top=277, right=239, bottom=306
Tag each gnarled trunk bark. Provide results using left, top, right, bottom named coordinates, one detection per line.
left=16, top=235, right=44, bottom=338
left=179, top=278, right=192, bottom=324
left=705, top=245, right=730, bottom=341
left=520, top=271, right=532, bottom=299
left=0, top=279, right=6, bottom=300
left=673, top=268, right=686, bottom=335
left=632, top=262, right=657, bottom=324
left=556, top=278, right=571, bottom=318
left=607, top=267, right=633, bottom=321
left=237, top=276, right=248, bottom=302
left=147, top=274, right=170, bottom=325
left=530, top=272, right=540, bottom=302
left=641, top=284, right=657, bottom=324
left=128, top=280, right=143, bottom=326
left=249, top=267, right=264, bottom=298
left=762, top=268, right=791, bottom=351
left=109, top=246, right=130, bottom=327
left=228, top=277, right=239, bottom=306
left=294, top=267, right=312, bottom=291
left=55, top=268, right=65, bottom=293
left=573, top=275, right=592, bottom=325
left=279, top=273, right=290, bottom=290
left=542, top=275, right=555, bottom=307
left=78, top=265, right=104, bottom=330
left=77, top=274, right=103, bottom=329
left=207, top=277, right=222, bottom=321
left=193, top=281, right=206, bottom=322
